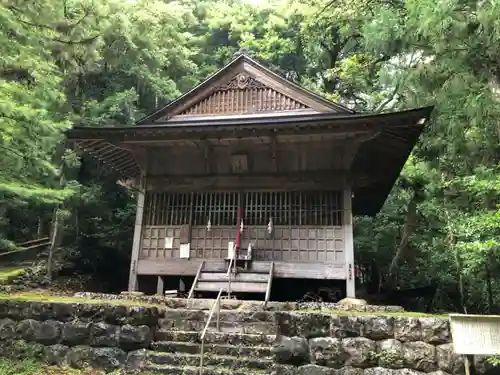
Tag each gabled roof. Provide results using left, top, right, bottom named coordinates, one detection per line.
left=67, top=105, right=434, bottom=216
left=136, top=53, right=354, bottom=125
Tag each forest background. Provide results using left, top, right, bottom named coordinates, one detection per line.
left=0, top=0, right=498, bottom=313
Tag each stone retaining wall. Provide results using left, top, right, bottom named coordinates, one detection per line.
left=0, top=300, right=161, bottom=371
left=73, top=292, right=405, bottom=313
left=0, top=300, right=494, bottom=374
left=274, top=312, right=493, bottom=374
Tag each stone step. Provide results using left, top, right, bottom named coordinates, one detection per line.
left=158, top=309, right=276, bottom=334
left=160, top=308, right=276, bottom=323
left=159, top=319, right=276, bottom=334
left=151, top=340, right=274, bottom=358
left=154, top=329, right=277, bottom=346
left=146, top=351, right=274, bottom=370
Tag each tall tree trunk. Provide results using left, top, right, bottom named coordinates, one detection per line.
left=46, top=208, right=59, bottom=280
left=388, top=187, right=420, bottom=285
left=445, top=209, right=467, bottom=314
left=37, top=217, right=45, bottom=238
left=47, top=165, right=65, bottom=280
left=485, top=260, right=493, bottom=313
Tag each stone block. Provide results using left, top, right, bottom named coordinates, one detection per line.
left=273, top=336, right=310, bottom=366
left=35, top=320, right=63, bottom=345
left=65, top=345, right=93, bottom=369
left=90, top=322, right=119, bottom=347
left=74, top=304, right=105, bottom=322
left=0, top=301, right=9, bottom=319
left=26, top=302, right=74, bottom=322
left=52, top=303, right=75, bottom=322
left=474, top=355, right=496, bottom=375
left=61, top=321, right=91, bottom=346
left=275, top=312, right=298, bottom=337
left=419, top=318, right=450, bottom=345
left=342, top=337, right=377, bottom=368
left=309, top=337, right=345, bottom=368
left=393, top=370, right=426, bottom=375
left=297, top=364, right=337, bottom=374
left=296, top=313, right=331, bottom=339
left=44, top=344, right=69, bottom=365
left=331, top=316, right=363, bottom=339
left=103, top=305, right=128, bottom=325
left=90, top=347, right=126, bottom=371
left=402, top=341, right=437, bottom=372
left=0, top=318, right=17, bottom=340
left=435, top=343, right=463, bottom=374
left=394, top=318, right=422, bottom=342
left=125, top=306, right=160, bottom=326
left=376, top=339, right=404, bottom=369
left=5, top=301, right=29, bottom=320
left=17, top=319, right=62, bottom=345
left=126, top=349, right=148, bottom=372
left=360, top=316, right=394, bottom=340
left=119, top=324, right=151, bottom=350
left=364, top=367, right=396, bottom=375
left=337, top=367, right=364, bottom=375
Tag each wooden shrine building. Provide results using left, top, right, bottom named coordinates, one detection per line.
left=67, top=52, right=433, bottom=300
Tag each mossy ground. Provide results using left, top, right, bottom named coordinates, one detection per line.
left=299, top=308, right=447, bottom=317
left=0, top=290, right=449, bottom=317
left=0, top=359, right=161, bottom=375
left=0, top=267, right=25, bottom=284
left=0, top=292, right=160, bottom=308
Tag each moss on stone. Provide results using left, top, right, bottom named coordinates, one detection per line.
left=0, top=358, right=163, bottom=375
left=0, top=267, right=25, bottom=285
left=299, top=308, right=447, bottom=317
left=0, top=292, right=160, bottom=308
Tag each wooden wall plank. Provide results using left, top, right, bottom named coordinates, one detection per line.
left=343, top=186, right=355, bottom=298
left=137, top=259, right=345, bottom=279
left=128, top=173, right=146, bottom=291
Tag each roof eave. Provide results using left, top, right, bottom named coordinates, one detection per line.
left=68, top=106, right=433, bottom=138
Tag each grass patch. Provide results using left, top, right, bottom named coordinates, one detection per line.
left=0, top=358, right=162, bottom=375
left=0, top=290, right=448, bottom=317
left=0, top=267, right=25, bottom=284
left=0, top=292, right=162, bottom=308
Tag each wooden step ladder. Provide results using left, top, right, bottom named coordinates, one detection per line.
left=187, top=260, right=274, bottom=303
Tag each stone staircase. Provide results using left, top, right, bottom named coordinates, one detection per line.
left=130, top=307, right=284, bottom=374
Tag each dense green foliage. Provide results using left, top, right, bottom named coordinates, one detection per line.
left=0, top=0, right=498, bottom=312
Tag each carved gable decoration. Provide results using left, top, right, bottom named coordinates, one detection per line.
left=162, top=73, right=309, bottom=120
left=138, top=54, right=353, bottom=124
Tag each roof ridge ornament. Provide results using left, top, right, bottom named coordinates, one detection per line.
left=216, top=73, right=266, bottom=91
left=233, top=47, right=254, bottom=59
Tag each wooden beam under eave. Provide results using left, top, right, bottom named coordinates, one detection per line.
left=120, top=126, right=378, bottom=144
left=270, top=133, right=278, bottom=173
left=203, top=140, right=212, bottom=174
left=145, top=171, right=351, bottom=192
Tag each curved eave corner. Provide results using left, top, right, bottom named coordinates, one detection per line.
left=68, top=137, right=141, bottom=178
left=351, top=105, right=434, bottom=217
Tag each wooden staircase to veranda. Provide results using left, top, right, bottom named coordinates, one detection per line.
left=188, top=255, right=274, bottom=304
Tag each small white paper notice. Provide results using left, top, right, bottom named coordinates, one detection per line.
left=227, top=241, right=235, bottom=259
left=164, top=237, right=173, bottom=249
left=180, top=243, right=190, bottom=259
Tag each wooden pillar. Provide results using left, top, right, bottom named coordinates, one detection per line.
left=128, top=174, right=146, bottom=291
left=343, top=186, right=355, bottom=298
left=156, top=276, right=164, bottom=296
